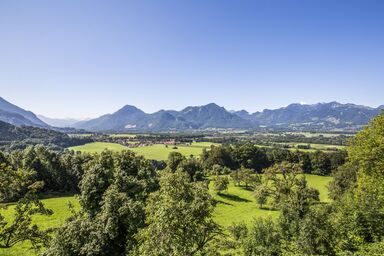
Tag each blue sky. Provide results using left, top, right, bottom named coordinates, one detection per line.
left=0, top=0, right=383, bottom=118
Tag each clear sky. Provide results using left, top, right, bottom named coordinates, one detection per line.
left=0, top=0, right=383, bottom=118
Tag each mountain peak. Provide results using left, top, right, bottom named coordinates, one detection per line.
left=115, top=105, right=144, bottom=114
left=204, top=103, right=221, bottom=108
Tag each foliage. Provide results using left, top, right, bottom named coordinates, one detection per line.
left=178, top=157, right=205, bottom=181
left=136, top=170, right=221, bottom=256
left=253, top=186, right=269, bottom=208
left=44, top=150, right=158, bottom=256
left=242, top=218, right=281, bottom=256
left=0, top=120, right=92, bottom=151
left=232, top=143, right=270, bottom=172
left=230, top=167, right=260, bottom=189
left=228, top=222, right=248, bottom=241
left=0, top=145, right=93, bottom=201
left=328, top=162, right=357, bottom=200
left=0, top=167, right=52, bottom=251
left=258, top=162, right=319, bottom=209
left=0, top=193, right=52, bottom=249
left=213, top=176, right=229, bottom=194
left=167, top=151, right=185, bottom=171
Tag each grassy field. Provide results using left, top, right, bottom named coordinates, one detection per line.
left=69, top=142, right=217, bottom=160
left=209, top=174, right=332, bottom=227
left=0, top=174, right=332, bottom=255
left=254, top=143, right=345, bottom=152
left=109, top=133, right=137, bottom=138
left=0, top=196, right=79, bottom=256
left=280, top=142, right=346, bottom=151
left=69, top=141, right=128, bottom=153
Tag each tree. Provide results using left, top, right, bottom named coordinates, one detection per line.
left=0, top=193, right=52, bottom=249
left=342, top=113, right=384, bottom=246
left=167, top=152, right=185, bottom=171
left=292, top=205, right=336, bottom=255
left=44, top=150, right=158, bottom=256
left=232, top=143, right=269, bottom=172
left=201, top=145, right=235, bottom=170
left=213, top=176, right=229, bottom=194
left=238, top=167, right=259, bottom=189
left=0, top=172, right=52, bottom=251
left=328, top=162, right=357, bottom=200
left=242, top=218, right=281, bottom=256
left=262, top=162, right=308, bottom=208
left=136, top=170, right=221, bottom=255
left=209, top=164, right=230, bottom=176
left=311, top=151, right=332, bottom=175
left=230, top=170, right=241, bottom=186
left=179, top=158, right=204, bottom=181
left=254, top=186, right=269, bottom=209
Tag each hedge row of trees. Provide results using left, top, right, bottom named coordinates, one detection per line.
left=201, top=143, right=347, bottom=175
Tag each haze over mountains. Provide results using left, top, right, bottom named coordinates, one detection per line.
left=38, top=115, right=89, bottom=128
left=0, top=96, right=382, bottom=132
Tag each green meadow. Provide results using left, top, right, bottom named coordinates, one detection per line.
left=69, top=141, right=218, bottom=160
left=209, top=174, right=332, bottom=227
left=0, top=196, right=79, bottom=256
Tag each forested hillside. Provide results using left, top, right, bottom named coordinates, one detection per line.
left=0, top=120, right=92, bottom=150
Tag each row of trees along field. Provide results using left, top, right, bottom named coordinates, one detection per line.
left=1, top=114, right=383, bottom=255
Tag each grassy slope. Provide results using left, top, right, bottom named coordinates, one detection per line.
left=69, top=142, right=216, bottom=160
left=0, top=196, right=79, bottom=256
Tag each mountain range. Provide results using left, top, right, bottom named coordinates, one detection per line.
left=74, top=102, right=383, bottom=132
left=0, top=96, right=382, bottom=132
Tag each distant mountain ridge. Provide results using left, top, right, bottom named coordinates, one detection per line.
left=75, top=101, right=383, bottom=132
left=75, top=103, right=253, bottom=131
left=236, top=102, right=383, bottom=131
left=38, top=115, right=89, bottom=128
left=0, top=96, right=382, bottom=132
left=0, top=97, right=48, bottom=127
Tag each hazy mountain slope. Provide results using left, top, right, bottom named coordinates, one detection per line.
left=0, top=109, right=41, bottom=127
left=38, top=115, right=85, bottom=128
left=235, top=102, right=382, bottom=130
left=75, top=105, right=148, bottom=131
left=0, top=97, right=48, bottom=127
